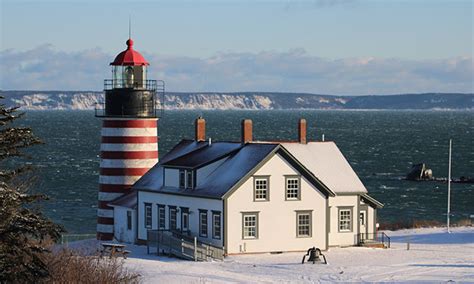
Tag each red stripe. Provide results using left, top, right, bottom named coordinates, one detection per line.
left=97, top=217, right=114, bottom=225
left=97, top=232, right=114, bottom=241
left=98, top=201, right=114, bottom=210
left=100, top=167, right=150, bottom=176
left=101, top=151, right=158, bottom=159
left=101, top=136, right=158, bottom=144
left=99, top=184, right=132, bottom=193
left=103, top=120, right=157, bottom=128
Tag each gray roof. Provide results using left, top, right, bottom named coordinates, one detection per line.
left=134, top=142, right=277, bottom=198
left=162, top=142, right=242, bottom=169
left=133, top=140, right=334, bottom=199
left=361, top=193, right=384, bottom=209
left=282, top=142, right=368, bottom=194
left=108, top=190, right=137, bottom=209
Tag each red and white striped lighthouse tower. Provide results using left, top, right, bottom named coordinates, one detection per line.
left=96, top=38, right=163, bottom=240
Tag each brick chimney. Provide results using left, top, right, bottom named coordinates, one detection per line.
left=241, top=119, right=253, bottom=144
left=298, top=118, right=307, bottom=144
left=195, top=117, right=206, bottom=142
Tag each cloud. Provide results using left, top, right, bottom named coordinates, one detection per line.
left=1, top=45, right=472, bottom=95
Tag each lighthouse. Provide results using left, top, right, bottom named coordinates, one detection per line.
left=96, top=38, right=163, bottom=240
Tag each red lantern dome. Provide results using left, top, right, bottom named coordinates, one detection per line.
left=110, top=38, right=149, bottom=66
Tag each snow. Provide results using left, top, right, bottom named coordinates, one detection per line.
left=71, top=227, right=474, bottom=283
left=282, top=142, right=368, bottom=194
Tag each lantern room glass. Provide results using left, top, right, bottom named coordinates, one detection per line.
left=111, top=65, right=147, bottom=89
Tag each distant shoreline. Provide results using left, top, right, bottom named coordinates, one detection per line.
left=4, top=91, right=473, bottom=110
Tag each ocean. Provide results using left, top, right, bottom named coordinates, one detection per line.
left=15, top=110, right=474, bottom=233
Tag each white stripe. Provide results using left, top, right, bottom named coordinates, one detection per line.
left=97, top=224, right=114, bottom=233
left=99, top=175, right=142, bottom=185
left=100, top=158, right=158, bottom=168
left=100, top=143, right=158, bottom=151
left=97, top=209, right=114, bottom=218
left=101, top=128, right=158, bottom=137
left=98, top=192, right=123, bottom=201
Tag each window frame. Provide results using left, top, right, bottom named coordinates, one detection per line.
left=212, top=211, right=221, bottom=240
left=296, top=210, right=312, bottom=238
left=253, top=176, right=270, bottom=202
left=338, top=207, right=353, bottom=233
left=199, top=209, right=208, bottom=238
left=158, top=204, right=166, bottom=230
left=179, top=169, right=186, bottom=189
left=186, top=170, right=194, bottom=189
left=285, top=175, right=301, bottom=201
left=181, top=207, right=189, bottom=233
left=242, top=212, right=259, bottom=240
left=169, top=206, right=177, bottom=231
left=127, top=210, right=132, bottom=231
left=144, top=203, right=152, bottom=229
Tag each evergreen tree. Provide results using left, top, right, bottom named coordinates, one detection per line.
left=0, top=97, right=64, bottom=282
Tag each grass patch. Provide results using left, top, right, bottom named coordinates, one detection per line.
left=380, top=218, right=472, bottom=231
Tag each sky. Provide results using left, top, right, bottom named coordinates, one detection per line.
left=1, top=0, right=473, bottom=94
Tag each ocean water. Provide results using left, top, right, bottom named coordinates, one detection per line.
left=14, top=110, right=474, bottom=233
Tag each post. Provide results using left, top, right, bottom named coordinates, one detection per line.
left=447, top=139, right=452, bottom=233
left=194, top=237, right=197, bottom=262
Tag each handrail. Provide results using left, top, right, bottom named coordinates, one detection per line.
left=104, top=79, right=158, bottom=91
left=147, top=229, right=224, bottom=261
left=95, top=79, right=164, bottom=118
left=357, top=231, right=390, bottom=248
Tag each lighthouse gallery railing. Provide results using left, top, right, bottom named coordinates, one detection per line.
left=95, top=79, right=165, bottom=118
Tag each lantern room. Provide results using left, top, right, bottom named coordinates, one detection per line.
left=110, top=39, right=149, bottom=89
left=96, top=38, right=164, bottom=118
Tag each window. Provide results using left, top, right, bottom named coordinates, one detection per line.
left=179, top=170, right=186, bottom=188
left=286, top=176, right=300, bottom=200
left=181, top=207, right=189, bottom=233
left=296, top=211, right=312, bottom=237
left=127, top=211, right=132, bottom=230
left=212, top=211, right=221, bottom=239
left=186, top=170, right=194, bottom=189
left=179, top=169, right=194, bottom=189
left=158, top=205, right=166, bottom=229
left=169, top=206, right=177, bottom=231
left=254, top=177, right=269, bottom=201
left=360, top=212, right=365, bottom=226
left=144, top=203, right=152, bottom=229
left=242, top=213, right=258, bottom=239
left=199, top=210, right=208, bottom=237
left=339, top=208, right=352, bottom=232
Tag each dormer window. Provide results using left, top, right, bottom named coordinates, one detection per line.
left=186, top=170, right=194, bottom=189
left=179, top=169, right=186, bottom=188
left=179, top=169, right=194, bottom=189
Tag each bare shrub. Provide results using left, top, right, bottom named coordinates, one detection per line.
left=41, top=248, right=140, bottom=283
left=380, top=218, right=472, bottom=231
left=379, top=220, right=413, bottom=230
left=454, top=218, right=472, bottom=227
left=412, top=219, right=443, bottom=228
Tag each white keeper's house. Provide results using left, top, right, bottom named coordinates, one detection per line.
left=109, top=118, right=383, bottom=254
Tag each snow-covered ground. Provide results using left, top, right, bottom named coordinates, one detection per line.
left=76, top=227, right=474, bottom=283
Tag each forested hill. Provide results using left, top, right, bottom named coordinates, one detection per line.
left=2, top=91, right=473, bottom=110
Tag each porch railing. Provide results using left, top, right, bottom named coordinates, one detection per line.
left=357, top=232, right=391, bottom=248
left=147, top=229, right=225, bottom=261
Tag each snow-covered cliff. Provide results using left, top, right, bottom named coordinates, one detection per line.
left=2, top=91, right=473, bottom=110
